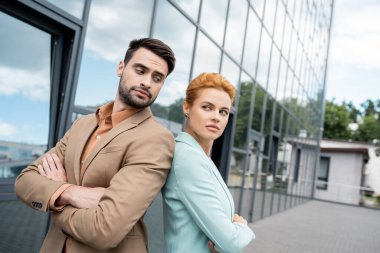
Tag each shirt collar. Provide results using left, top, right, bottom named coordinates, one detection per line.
left=95, top=101, right=131, bottom=127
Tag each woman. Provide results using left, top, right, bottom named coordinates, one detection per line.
left=163, top=73, right=254, bottom=253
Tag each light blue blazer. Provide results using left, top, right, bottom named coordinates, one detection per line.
left=163, top=132, right=254, bottom=253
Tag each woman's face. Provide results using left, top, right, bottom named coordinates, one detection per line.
left=184, top=88, right=232, bottom=144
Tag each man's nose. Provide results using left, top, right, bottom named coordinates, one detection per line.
left=140, top=75, right=152, bottom=88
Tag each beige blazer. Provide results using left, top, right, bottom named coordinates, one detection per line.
left=15, top=107, right=175, bottom=253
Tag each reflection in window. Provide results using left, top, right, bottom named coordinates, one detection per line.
left=251, top=86, right=265, bottom=132
left=224, top=0, right=248, bottom=62
left=243, top=9, right=261, bottom=77
left=152, top=0, right=196, bottom=126
left=267, top=45, right=280, bottom=97
left=234, top=80, right=252, bottom=149
left=192, top=32, right=221, bottom=77
left=45, top=0, right=85, bottom=19
left=256, top=30, right=272, bottom=88
left=199, top=0, right=228, bottom=44
left=251, top=0, right=265, bottom=20
left=263, top=0, right=277, bottom=34
left=170, top=0, right=200, bottom=21
left=273, top=1, right=286, bottom=48
left=0, top=12, right=50, bottom=178
left=221, top=55, right=240, bottom=88
left=75, top=0, right=153, bottom=107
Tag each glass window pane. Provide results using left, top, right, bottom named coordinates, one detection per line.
left=192, top=32, right=221, bottom=77
left=224, top=0, right=248, bottom=62
left=75, top=0, right=153, bottom=107
left=273, top=1, right=285, bottom=48
left=152, top=0, right=196, bottom=127
left=233, top=73, right=253, bottom=149
left=251, top=0, right=265, bottom=20
left=228, top=151, right=246, bottom=209
left=46, top=0, right=85, bottom=19
left=0, top=11, right=51, bottom=253
left=251, top=86, right=265, bottom=132
left=277, top=57, right=287, bottom=101
left=256, top=30, right=272, bottom=88
left=221, top=55, right=240, bottom=88
left=263, top=0, right=277, bottom=34
left=243, top=9, right=261, bottom=77
left=199, top=0, right=228, bottom=44
left=0, top=12, right=50, bottom=178
left=170, top=0, right=200, bottom=21
left=267, top=45, right=280, bottom=96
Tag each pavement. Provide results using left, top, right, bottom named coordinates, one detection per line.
left=244, top=200, right=380, bottom=253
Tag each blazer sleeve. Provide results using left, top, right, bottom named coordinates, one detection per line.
left=52, top=130, right=175, bottom=250
left=14, top=118, right=79, bottom=212
left=174, top=148, right=254, bottom=253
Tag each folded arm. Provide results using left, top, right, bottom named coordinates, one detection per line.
left=174, top=150, right=254, bottom=253
left=52, top=131, right=174, bottom=250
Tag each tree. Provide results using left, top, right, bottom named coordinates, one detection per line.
left=323, top=100, right=351, bottom=139
left=353, top=114, right=380, bottom=142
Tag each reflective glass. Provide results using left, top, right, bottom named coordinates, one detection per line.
left=75, top=0, right=153, bottom=107
left=273, top=1, right=285, bottom=48
left=276, top=58, right=287, bottom=101
left=199, top=0, right=228, bottom=44
left=263, top=0, right=277, bottom=34
left=243, top=9, right=261, bottom=77
left=0, top=11, right=51, bottom=253
left=233, top=74, right=252, bottom=149
left=152, top=0, right=196, bottom=126
left=170, top=0, right=200, bottom=21
left=46, top=0, right=85, bottom=19
left=251, top=0, right=265, bottom=20
left=0, top=12, right=50, bottom=178
left=267, top=45, right=280, bottom=96
left=221, top=55, right=240, bottom=88
left=192, top=32, right=221, bottom=77
left=251, top=86, right=265, bottom=132
left=224, top=0, right=248, bottom=62
left=227, top=151, right=246, bottom=209
left=256, top=30, right=272, bottom=88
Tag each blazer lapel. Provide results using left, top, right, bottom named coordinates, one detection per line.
left=73, top=115, right=98, bottom=184
left=80, top=107, right=153, bottom=183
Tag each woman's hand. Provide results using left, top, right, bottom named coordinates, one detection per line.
left=233, top=214, right=248, bottom=225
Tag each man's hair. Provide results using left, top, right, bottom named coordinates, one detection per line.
left=185, top=73, right=236, bottom=106
left=123, top=38, right=176, bottom=76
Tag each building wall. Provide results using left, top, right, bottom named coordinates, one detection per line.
left=315, top=152, right=363, bottom=205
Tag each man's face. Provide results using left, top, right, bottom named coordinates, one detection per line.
left=116, top=48, right=169, bottom=109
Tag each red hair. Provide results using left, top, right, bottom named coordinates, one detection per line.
left=185, top=73, right=236, bottom=106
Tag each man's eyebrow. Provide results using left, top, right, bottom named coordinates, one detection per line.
left=133, top=63, right=166, bottom=78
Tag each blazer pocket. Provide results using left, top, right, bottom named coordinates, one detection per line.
left=99, top=146, right=124, bottom=154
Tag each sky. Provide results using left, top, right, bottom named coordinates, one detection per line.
left=325, top=0, right=380, bottom=108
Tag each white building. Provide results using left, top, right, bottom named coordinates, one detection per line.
left=315, top=139, right=380, bottom=205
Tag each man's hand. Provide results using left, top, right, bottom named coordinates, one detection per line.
left=233, top=213, right=248, bottom=225
left=38, top=153, right=67, bottom=182
left=57, top=185, right=105, bottom=209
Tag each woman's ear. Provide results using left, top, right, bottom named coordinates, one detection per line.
left=183, top=101, right=190, bottom=118
left=117, top=61, right=124, bottom=77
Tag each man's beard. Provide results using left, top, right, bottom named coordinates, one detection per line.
left=118, top=84, right=155, bottom=109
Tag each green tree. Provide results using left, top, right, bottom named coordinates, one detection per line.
left=168, top=98, right=184, bottom=123
left=323, top=100, right=351, bottom=139
left=353, top=114, right=380, bottom=142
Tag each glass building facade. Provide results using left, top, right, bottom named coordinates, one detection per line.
left=0, top=0, right=333, bottom=252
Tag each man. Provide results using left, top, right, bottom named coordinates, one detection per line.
left=15, top=38, right=176, bottom=253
